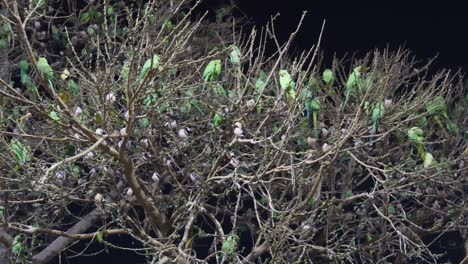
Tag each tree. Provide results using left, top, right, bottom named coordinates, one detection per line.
left=0, top=0, right=466, bottom=263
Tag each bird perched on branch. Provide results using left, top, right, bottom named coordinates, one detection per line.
left=37, top=57, right=56, bottom=96
left=279, top=70, right=296, bottom=105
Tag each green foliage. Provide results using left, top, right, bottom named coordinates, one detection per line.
left=0, top=39, right=7, bottom=49
left=80, top=6, right=104, bottom=24
left=12, top=235, right=23, bottom=255
left=49, top=111, right=60, bottom=121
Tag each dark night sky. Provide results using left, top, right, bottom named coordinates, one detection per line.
left=232, top=0, right=468, bottom=73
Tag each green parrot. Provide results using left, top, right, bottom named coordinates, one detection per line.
left=229, top=46, right=241, bottom=66
left=213, top=112, right=224, bottom=130
left=310, top=98, right=320, bottom=130
left=220, top=234, right=239, bottom=264
left=254, top=70, right=268, bottom=113
left=322, top=69, right=334, bottom=85
left=370, top=102, right=385, bottom=140
left=37, top=57, right=56, bottom=96
left=407, top=127, right=426, bottom=161
left=138, top=54, right=160, bottom=81
left=19, top=60, right=39, bottom=96
left=279, top=70, right=296, bottom=105
left=425, top=96, right=458, bottom=134
left=343, top=66, right=364, bottom=107
left=202, top=59, right=221, bottom=92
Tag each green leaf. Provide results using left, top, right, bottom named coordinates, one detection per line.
left=215, top=84, right=227, bottom=97
left=0, top=39, right=7, bottom=49
left=49, top=111, right=60, bottom=121
left=163, top=20, right=173, bottom=32
left=12, top=235, right=22, bottom=255
left=67, top=79, right=79, bottom=96
left=388, top=205, right=396, bottom=214
left=80, top=12, right=91, bottom=24
left=322, top=69, right=334, bottom=84
left=106, top=6, right=114, bottom=17
left=87, top=26, right=96, bottom=35
left=446, top=119, right=459, bottom=134
left=345, top=191, right=354, bottom=198
left=138, top=118, right=150, bottom=128
left=144, top=93, right=159, bottom=107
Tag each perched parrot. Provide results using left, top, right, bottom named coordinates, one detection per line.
left=202, top=59, right=221, bottom=92
left=370, top=103, right=385, bottom=140
left=19, top=60, right=39, bottom=96
left=138, top=54, right=160, bottom=81
left=279, top=70, right=296, bottom=105
left=37, top=57, right=56, bottom=96
left=322, top=69, right=334, bottom=85
left=343, top=66, right=363, bottom=107
left=425, top=96, right=458, bottom=134
left=229, top=46, right=241, bottom=66
left=213, top=112, right=224, bottom=130
left=220, top=234, right=239, bottom=264
left=310, top=98, right=321, bottom=130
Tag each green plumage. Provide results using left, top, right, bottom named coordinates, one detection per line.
left=220, top=234, right=239, bottom=264
left=138, top=54, right=160, bottom=81
left=202, top=59, right=221, bottom=92
left=371, top=103, right=385, bottom=137
left=279, top=70, right=296, bottom=104
left=37, top=57, right=56, bottom=96
left=343, top=66, right=363, bottom=107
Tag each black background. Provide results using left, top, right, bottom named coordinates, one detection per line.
left=232, top=0, right=468, bottom=74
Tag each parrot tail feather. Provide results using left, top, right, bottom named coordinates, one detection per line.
left=48, top=80, right=56, bottom=96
